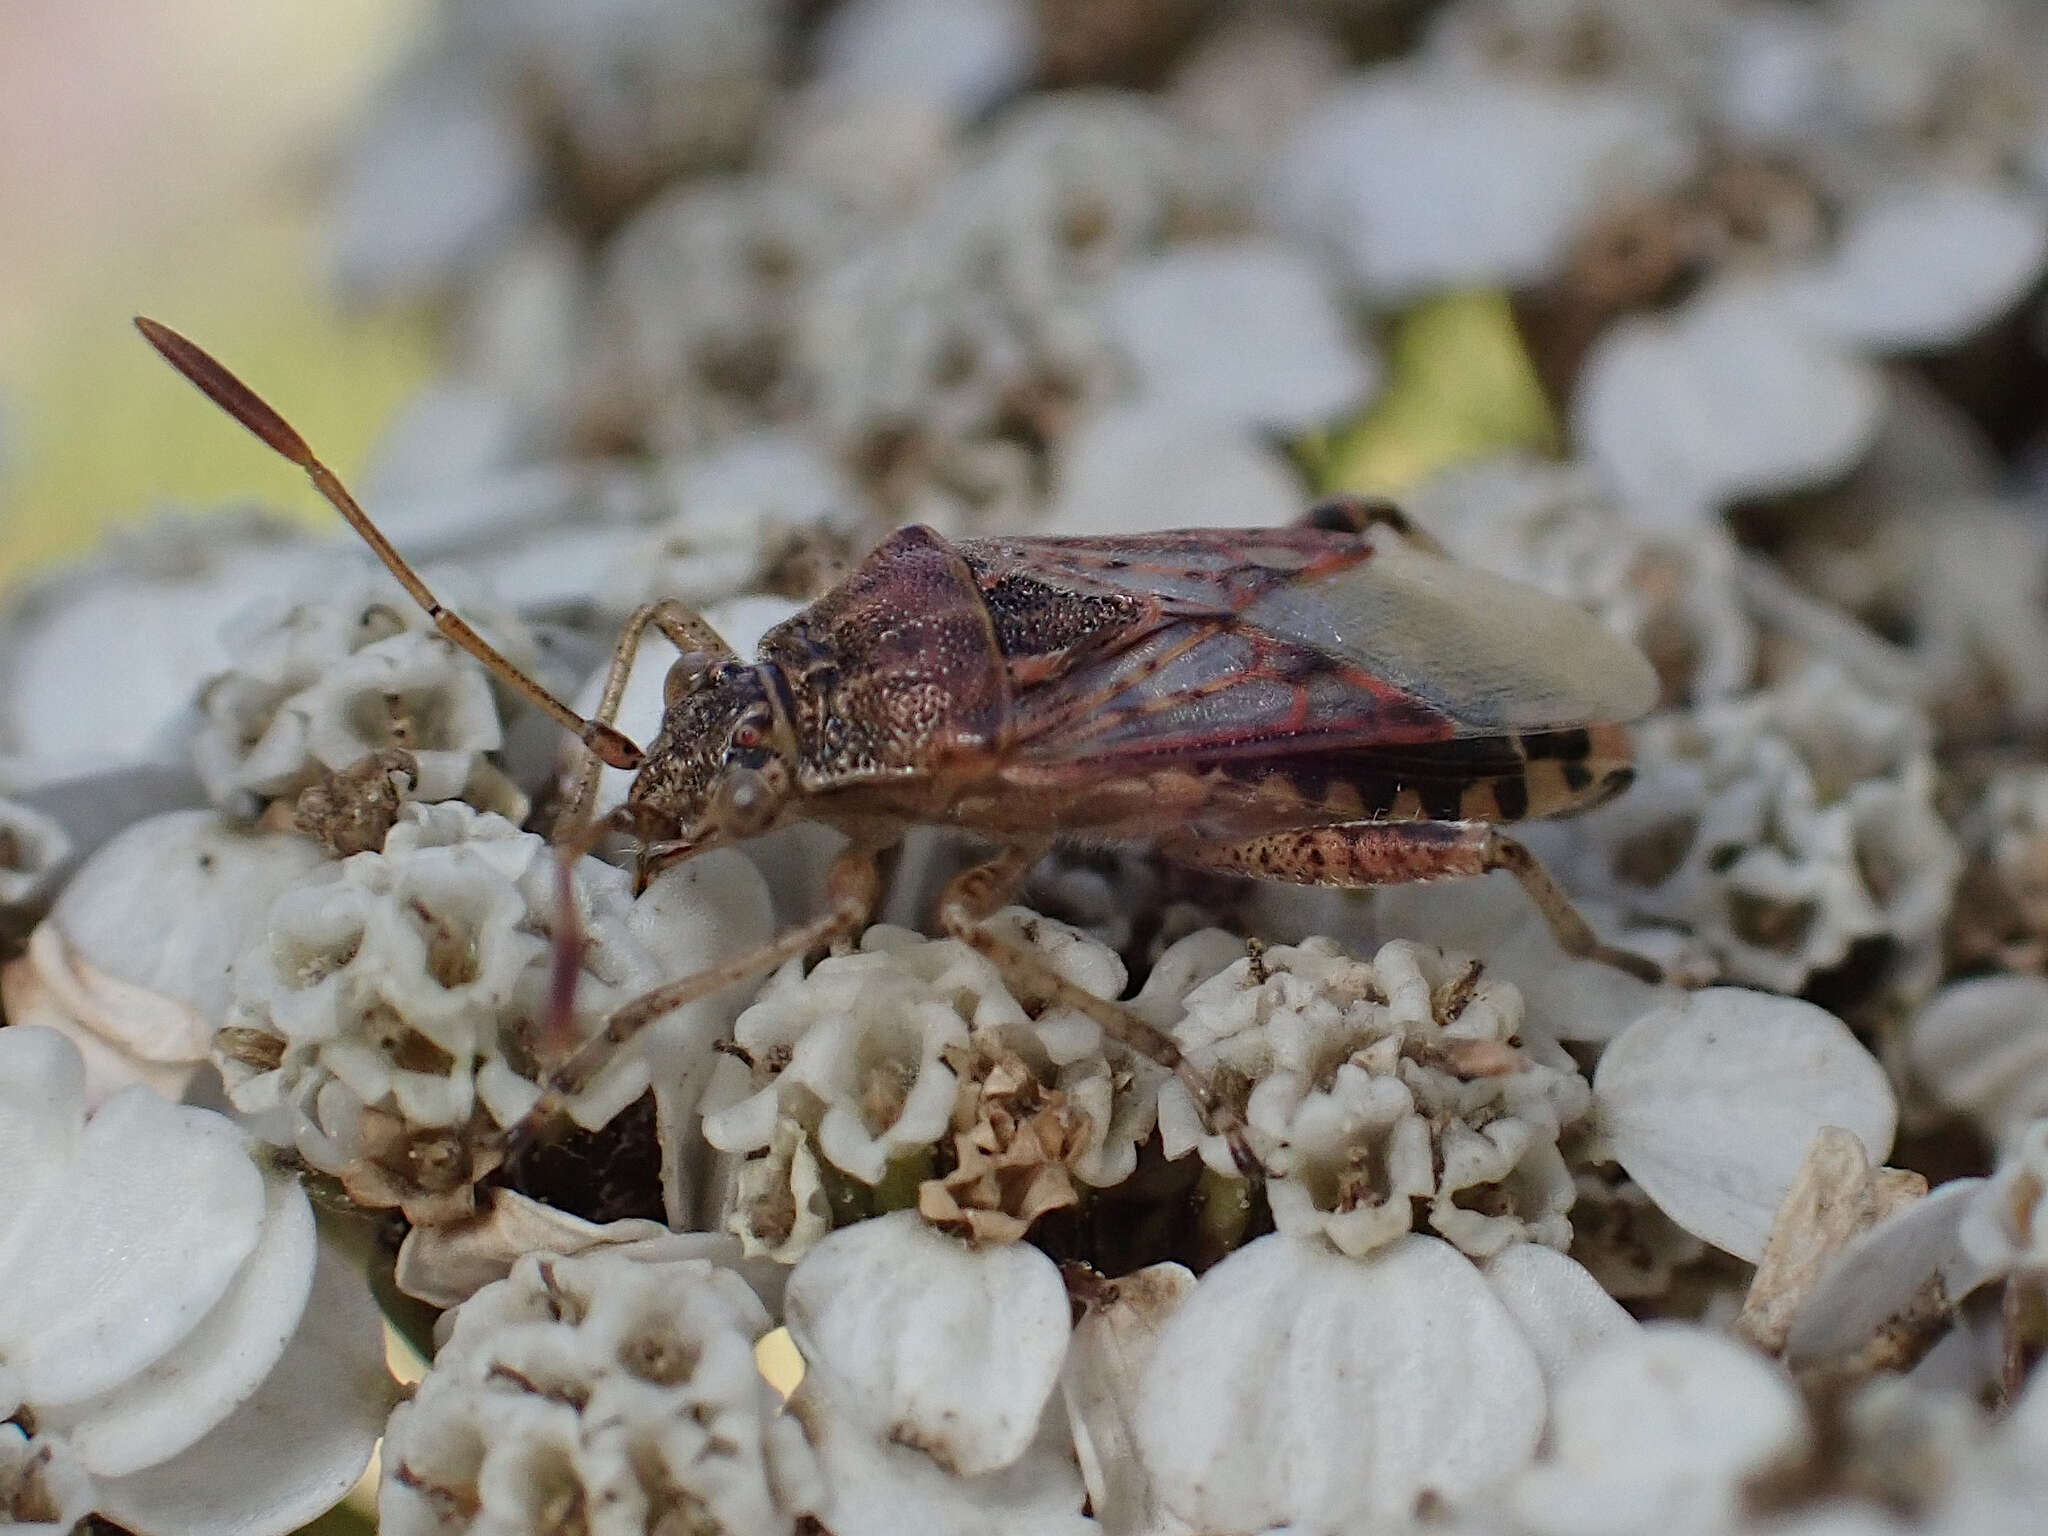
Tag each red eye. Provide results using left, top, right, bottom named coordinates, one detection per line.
left=733, top=723, right=763, bottom=751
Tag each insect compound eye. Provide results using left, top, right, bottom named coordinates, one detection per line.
left=663, top=651, right=720, bottom=709
left=715, top=767, right=777, bottom=837
left=732, top=720, right=764, bottom=752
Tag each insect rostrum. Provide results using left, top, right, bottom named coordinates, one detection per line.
left=136, top=316, right=1662, bottom=1171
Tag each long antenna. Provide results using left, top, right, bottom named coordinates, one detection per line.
left=134, top=317, right=642, bottom=770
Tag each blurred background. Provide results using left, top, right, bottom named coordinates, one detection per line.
left=9, top=0, right=2048, bottom=753
left=0, top=0, right=430, bottom=580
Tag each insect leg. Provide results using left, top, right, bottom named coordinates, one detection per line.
left=1164, top=821, right=1666, bottom=983
left=937, top=845, right=1263, bottom=1176
left=1299, top=493, right=1450, bottom=556
left=558, top=599, right=738, bottom=839
left=510, top=843, right=884, bottom=1156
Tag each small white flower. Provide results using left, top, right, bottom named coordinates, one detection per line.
left=1773, top=180, right=2048, bottom=351
left=380, top=1248, right=818, bottom=1536
left=704, top=946, right=974, bottom=1187
left=1275, top=61, right=1697, bottom=305
left=1575, top=280, right=1886, bottom=533
left=1, top=811, right=324, bottom=1104
left=1099, top=239, right=1379, bottom=433
left=704, top=916, right=1152, bottom=1225
left=1133, top=1233, right=1548, bottom=1531
left=781, top=1211, right=1090, bottom=1531
left=785, top=1210, right=1072, bottom=1480
left=598, top=181, right=866, bottom=453
left=0, top=1027, right=387, bottom=1536
left=1908, top=975, right=2048, bottom=1152
left=1509, top=1325, right=1809, bottom=1536
left=1594, top=987, right=1898, bottom=1262
left=1372, top=873, right=1687, bottom=1047
left=193, top=573, right=537, bottom=818
left=726, top=1115, right=834, bottom=1264
left=1574, top=177, right=2048, bottom=531
left=1546, top=663, right=1959, bottom=1001
left=797, top=92, right=1241, bottom=526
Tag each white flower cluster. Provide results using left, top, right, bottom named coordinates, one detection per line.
left=380, top=1248, right=820, bottom=1536
left=1540, top=662, right=1960, bottom=1000
left=0, top=1028, right=387, bottom=1536
left=218, top=801, right=772, bottom=1224
left=703, top=914, right=1156, bottom=1257
left=1159, top=935, right=1591, bottom=1259
left=191, top=573, right=539, bottom=821
left=798, top=93, right=1249, bottom=528
left=596, top=182, right=868, bottom=455
left=332, top=0, right=789, bottom=300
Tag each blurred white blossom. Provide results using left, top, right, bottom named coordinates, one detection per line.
left=0, top=1028, right=387, bottom=1536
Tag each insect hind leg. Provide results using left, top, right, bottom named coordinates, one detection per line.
left=938, top=844, right=1264, bottom=1177
left=1163, top=821, right=1667, bottom=984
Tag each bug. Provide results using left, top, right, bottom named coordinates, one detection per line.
left=137, top=317, right=1662, bottom=1169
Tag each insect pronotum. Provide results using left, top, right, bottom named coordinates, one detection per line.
left=137, top=316, right=1664, bottom=1172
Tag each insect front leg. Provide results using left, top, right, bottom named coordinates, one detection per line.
left=510, top=843, right=884, bottom=1155
left=938, top=843, right=1263, bottom=1176
left=559, top=598, right=738, bottom=839
left=1163, top=821, right=1667, bottom=984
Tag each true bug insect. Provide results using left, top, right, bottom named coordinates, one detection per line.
left=137, top=317, right=1662, bottom=1168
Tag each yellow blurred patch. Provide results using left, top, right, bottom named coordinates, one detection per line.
left=1305, top=289, right=1558, bottom=498
left=755, top=1325, right=806, bottom=1401
left=0, top=0, right=432, bottom=587
left=0, top=216, right=433, bottom=584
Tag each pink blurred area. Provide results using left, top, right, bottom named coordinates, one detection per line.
left=0, top=1, right=415, bottom=298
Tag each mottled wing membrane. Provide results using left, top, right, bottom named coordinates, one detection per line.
left=1251, top=541, right=1657, bottom=730
left=1009, top=616, right=1451, bottom=757
left=959, top=528, right=1656, bottom=766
